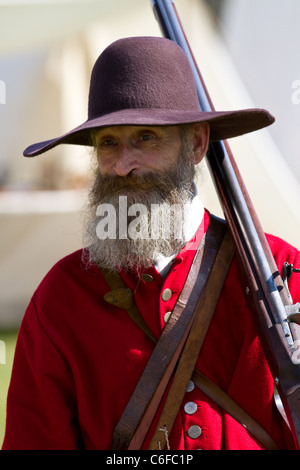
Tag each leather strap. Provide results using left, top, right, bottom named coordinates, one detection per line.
left=191, top=371, right=279, bottom=450
left=101, top=216, right=279, bottom=451
left=148, top=228, right=234, bottom=450
left=103, top=281, right=157, bottom=343
left=103, top=215, right=227, bottom=449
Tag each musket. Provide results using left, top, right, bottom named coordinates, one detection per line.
left=152, top=0, right=300, bottom=449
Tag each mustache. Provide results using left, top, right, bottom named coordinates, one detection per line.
left=92, top=171, right=183, bottom=201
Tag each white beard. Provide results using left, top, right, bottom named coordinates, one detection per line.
left=82, top=138, right=200, bottom=272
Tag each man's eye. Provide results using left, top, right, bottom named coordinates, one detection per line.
left=140, top=133, right=154, bottom=142
left=100, top=138, right=115, bottom=147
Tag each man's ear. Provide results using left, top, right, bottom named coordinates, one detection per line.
left=191, top=123, right=210, bottom=164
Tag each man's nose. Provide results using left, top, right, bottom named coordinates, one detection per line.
left=113, top=144, right=141, bottom=176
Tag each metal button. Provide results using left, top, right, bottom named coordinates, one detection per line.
left=186, top=380, right=195, bottom=392
left=188, top=425, right=202, bottom=439
left=162, top=288, right=172, bottom=301
left=163, top=311, right=172, bottom=324
left=141, top=273, right=154, bottom=283
left=184, top=402, right=198, bottom=415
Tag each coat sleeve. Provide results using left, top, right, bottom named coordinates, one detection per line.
left=2, top=299, right=82, bottom=450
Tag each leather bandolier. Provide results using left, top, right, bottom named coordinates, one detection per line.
left=101, top=216, right=280, bottom=451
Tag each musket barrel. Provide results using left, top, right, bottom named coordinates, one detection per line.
left=152, top=0, right=293, bottom=343
left=152, top=0, right=300, bottom=448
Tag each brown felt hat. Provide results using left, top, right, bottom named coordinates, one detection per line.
left=23, top=36, right=275, bottom=157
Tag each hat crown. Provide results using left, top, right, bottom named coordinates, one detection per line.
left=88, top=36, right=200, bottom=119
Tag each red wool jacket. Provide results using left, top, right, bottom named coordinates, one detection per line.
left=2, top=211, right=300, bottom=450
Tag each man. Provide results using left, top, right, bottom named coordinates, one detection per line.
left=2, top=37, right=300, bottom=450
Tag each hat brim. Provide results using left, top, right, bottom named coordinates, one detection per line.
left=23, top=107, right=275, bottom=157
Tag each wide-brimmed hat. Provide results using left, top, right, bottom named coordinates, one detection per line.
left=23, top=36, right=274, bottom=157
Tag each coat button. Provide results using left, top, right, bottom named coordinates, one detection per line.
left=186, top=380, right=195, bottom=392
left=184, top=402, right=198, bottom=415
left=141, top=273, right=154, bottom=283
left=163, top=311, right=172, bottom=323
left=188, top=425, right=202, bottom=439
left=162, top=288, right=172, bottom=301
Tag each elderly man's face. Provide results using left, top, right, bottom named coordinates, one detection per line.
left=84, top=123, right=209, bottom=271
left=94, top=124, right=209, bottom=177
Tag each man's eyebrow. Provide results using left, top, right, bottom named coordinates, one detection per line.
left=95, top=131, right=115, bottom=142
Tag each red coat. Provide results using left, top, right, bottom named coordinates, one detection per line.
left=2, top=211, right=300, bottom=450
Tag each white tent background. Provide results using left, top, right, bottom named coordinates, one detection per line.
left=0, top=0, right=299, bottom=328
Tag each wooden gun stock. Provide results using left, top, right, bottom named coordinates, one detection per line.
left=152, top=0, right=300, bottom=449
